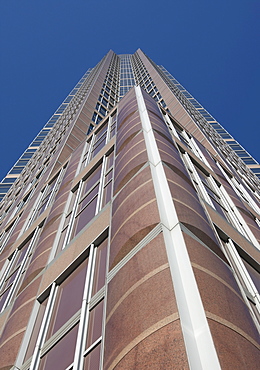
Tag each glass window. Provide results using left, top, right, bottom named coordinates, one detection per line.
left=46, top=259, right=88, bottom=340
left=24, top=296, right=49, bottom=361
left=101, top=152, right=114, bottom=208
left=28, top=235, right=108, bottom=369
left=0, top=233, right=36, bottom=312
left=86, top=299, right=104, bottom=349
left=55, top=190, right=78, bottom=255
left=34, top=175, right=60, bottom=220
left=84, top=340, right=101, bottom=369
left=243, top=259, right=260, bottom=293
left=82, top=165, right=102, bottom=197
left=72, top=188, right=99, bottom=237
left=39, top=323, right=79, bottom=370
left=70, top=165, right=103, bottom=240
left=92, top=239, right=108, bottom=296
left=90, top=135, right=107, bottom=159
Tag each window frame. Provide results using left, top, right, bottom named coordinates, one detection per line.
left=27, top=236, right=108, bottom=370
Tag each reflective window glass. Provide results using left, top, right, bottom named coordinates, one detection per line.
left=92, top=239, right=108, bottom=296
left=46, top=260, right=88, bottom=339
left=86, top=299, right=104, bottom=349
left=39, top=323, right=79, bottom=370
left=84, top=342, right=101, bottom=369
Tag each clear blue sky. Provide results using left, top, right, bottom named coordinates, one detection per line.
left=0, top=0, right=259, bottom=181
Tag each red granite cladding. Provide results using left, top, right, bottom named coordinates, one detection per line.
left=184, top=233, right=234, bottom=287
left=110, top=166, right=160, bottom=269
left=197, top=268, right=259, bottom=339
left=208, top=319, right=260, bottom=369
left=113, top=91, right=146, bottom=195
left=104, top=233, right=188, bottom=369
left=117, top=90, right=138, bottom=120
left=0, top=276, right=41, bottom=368
left=111, top=321, right=188, bottom=370
left=116, top=114, right=141, bottom=154
left=113, top=131, right=147, bottom=194
left=117, top=101, right=138, bottom=130
left=154, top=131, right=182, bottom=163
left=183, top=233, right=260, bottom=360
left=143, top=94, right=173, bottom=140
left=152, top=129, right=183, bottom=168
left=116, top=104, right=140, bottom=141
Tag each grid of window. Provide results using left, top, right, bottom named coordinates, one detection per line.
left=0, top=228, right=41, bottom=312
left=217, top=163, right=260, bottom=216
left=162, top=111, right=211, bottom=166
left=157, top=64, right=260, bottom=181
left=218, top=236, right=260, bottom=328
left=0, top=216, right=21, bottom=253
left=131, top=53, right=167, bottom=109
left=119, top=54, right=136, bottom=98
left=56, top=149, right=114, bottom=255
left=25, top=167, right=66, bottom=230
left=0, top=148, right=38, bottom=202
left=25, top=236, right=108, bottom=370
left=92, top=55, right=119, bottom=125
left=183, top=154, right=259, bottom=244
left=83, top=114, right=116, bottom=168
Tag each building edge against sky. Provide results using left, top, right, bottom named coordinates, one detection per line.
left=0, top=49, right=259, bottom=369
left=0, top=50, right=259, bottom=202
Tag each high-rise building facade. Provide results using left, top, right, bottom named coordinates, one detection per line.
left=0, top=49, right=259, bottom=369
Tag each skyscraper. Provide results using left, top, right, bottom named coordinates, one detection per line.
left=0, top=49, right=259, bottom=369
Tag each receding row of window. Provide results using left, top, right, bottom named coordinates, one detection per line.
left=163, top=110, right=260, bottom=235
left=1, top=229, right=108, bottom=369
left=0, top=127, right=115, bottom=313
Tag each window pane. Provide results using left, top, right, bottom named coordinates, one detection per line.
left=92, top=138, right=106, bottom=158
left=104, top=170, right=113, bottom=186
left=39, top=323, right=79, bottom=370
left=86, top=300, right=104, bottom=349
left=72, top=196, right=98, bottom=237
left=243, top=259, right=260, bottom=293
left=55, top=226, right=68, bottom=255
left=92, top=240, right=108, bottom=296
left=46, top=261, right=88, bottom=339
left=82, top=166, right=102, bottom=196
left=95, top=125, right=107, bottom=140
left=84, top=343, right=101, bottom=370
left=79, top=185, right=99, bottom=211
left=25, top=297, right=49, bottom=361
left=0, top=285, right=12, bottom=311
left=106, top=152, right=114, bottom=170
left=101, top=181, right=112, bottom=208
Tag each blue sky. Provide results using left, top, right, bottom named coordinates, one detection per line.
left=0, top=0, right=259, bottom=181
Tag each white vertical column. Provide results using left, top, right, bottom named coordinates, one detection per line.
left=135, top=86, right=221, bottom=370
